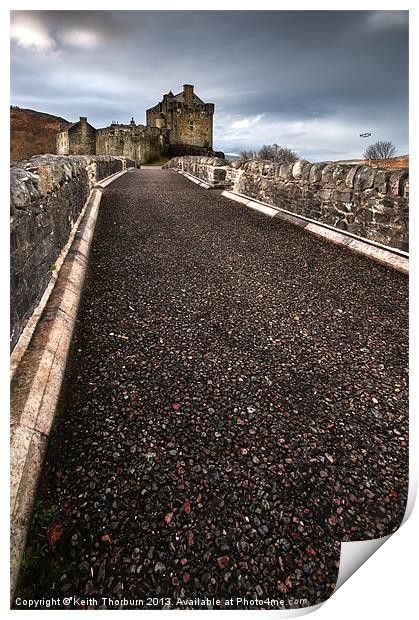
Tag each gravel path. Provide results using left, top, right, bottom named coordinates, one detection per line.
left=17, top=169, right=408, bottom=609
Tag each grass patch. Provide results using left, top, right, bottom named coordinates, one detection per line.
left=143, top=158, right=170, bottom=167
left=15, top=501, right=61, bottom=594
left=31, top=501, right=60, bottom=530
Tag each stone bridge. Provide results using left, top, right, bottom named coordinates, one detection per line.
left=10, top=157, right=408, bottom=609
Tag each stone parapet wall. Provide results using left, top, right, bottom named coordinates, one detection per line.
left=10, top=155, right=128, bottom=350
left=166, top=156, right=408, bottom=252
left=164, top=156, right=231, bottom=188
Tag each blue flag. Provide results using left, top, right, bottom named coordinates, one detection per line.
left=360, top=132, right=372, bottom=138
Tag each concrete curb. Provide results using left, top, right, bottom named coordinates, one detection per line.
left=95, top=168, right=129, bottom=188
left=177, top=169, right=213, bottom=189
left=221, top=190, right=408, bottom=274
left=175, top=169, right=232, bottom=190
left=10, top=169, right=127, bottom=598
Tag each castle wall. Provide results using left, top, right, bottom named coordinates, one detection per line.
left=69, top=120, right=96, bottom=155
left=138, top=127, right=170, bottom=163
left=96, top=126, right=170, bottom=163
left=165, top=156, right=409, bottom=252
left=146, top=104, right=161, bottom=129
left=96, top=126, right=139, bottom=160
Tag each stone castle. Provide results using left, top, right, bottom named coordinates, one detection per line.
left=56, top=84, right=219, bottom=164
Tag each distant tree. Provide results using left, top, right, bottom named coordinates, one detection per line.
left=240, top=144, right=299, bottom=163
left=363, top=141, right=396, bottom=160
left=239, top=149, right=258, bottom=159
left=258, top=143, right=298, bottom=163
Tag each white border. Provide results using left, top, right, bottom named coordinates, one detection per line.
left=3, top=3, right=416, bottom=619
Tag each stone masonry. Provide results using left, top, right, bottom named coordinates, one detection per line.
left=146, top=84, right=214, bottom=154
left=165, top=156, right=231, bottom=187
left=10, top=155, right=132, bottom=350
left=165, top=156, right=409, bottom=251
left=57, top=85, right=218, bottom=163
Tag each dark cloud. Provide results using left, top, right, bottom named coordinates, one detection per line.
left=10, top=10, right=408, bottom=160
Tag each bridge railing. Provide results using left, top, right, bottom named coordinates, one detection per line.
left=10, top=155, right=131, bottom=350
left=164, top=156, right=231, bottom=189
left=165, top=156, right=408, bottom=253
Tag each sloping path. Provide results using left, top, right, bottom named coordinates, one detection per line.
left=17, top=169, right=408, bottom=609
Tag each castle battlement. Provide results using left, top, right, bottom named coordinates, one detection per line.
left=146, top=84, right=214, bottom=151
left=56, top=85, right=216, bottom=164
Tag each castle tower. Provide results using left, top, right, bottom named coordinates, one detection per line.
left=183, top=84, right=194, bottom=104
left=146, top=84, right=214, bottom=153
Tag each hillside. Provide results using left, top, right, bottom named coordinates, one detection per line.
left=336, top=155, right=409, bottom=170
left=10, top=106, right=70, bottom=162
left=361, top=155, right=409, bottom=170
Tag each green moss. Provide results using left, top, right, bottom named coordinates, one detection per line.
left=31, top=501, right=60, bottom=531
left=14, top=501, right=62, bottom=600
left=145, top=157, right=170, bottom=167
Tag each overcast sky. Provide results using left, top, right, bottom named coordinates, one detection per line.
left=10, top=10, right=408, bottom=161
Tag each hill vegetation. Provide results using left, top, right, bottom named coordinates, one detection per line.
left=10, top=106, right=70, bottom=162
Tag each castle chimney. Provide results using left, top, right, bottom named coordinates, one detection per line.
left=80, top=116, right=87, bottom=123
left=183, top=84, right=194, bottom=103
